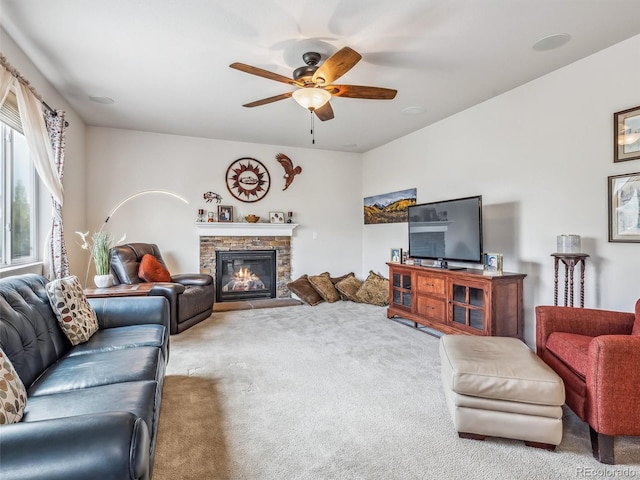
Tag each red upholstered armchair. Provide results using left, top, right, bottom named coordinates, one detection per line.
left=535, top=301, right=640, bottom=464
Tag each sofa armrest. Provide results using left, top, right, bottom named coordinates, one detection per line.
left=150, top=282, right=185, bottom=296
left=89, top=296, right=170, bottom=331
left=535, top=305, right=635, bottom=356
left=586, top=335, right=640, bottom=436
left=171, top=273, right=213, bottom=287
left=0, top=412, right=150, bottom=480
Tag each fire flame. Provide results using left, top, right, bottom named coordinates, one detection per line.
left=235, top=267, right=254, bottom=281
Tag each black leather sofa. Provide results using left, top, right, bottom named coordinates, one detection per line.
left=0, top=273, right=170, bottom=480
left=110, top=242, right=214, bottom=335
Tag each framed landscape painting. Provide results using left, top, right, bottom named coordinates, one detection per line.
left=614, top=106, right=640, bottom=163
left=608, top=172, right=640, bottom=242
left=364, top=188, right=416, bottom=224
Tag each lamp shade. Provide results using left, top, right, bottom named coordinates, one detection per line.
left=292, top=88, right=331, bottom=111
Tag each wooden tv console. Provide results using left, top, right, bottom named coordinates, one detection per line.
left=387, top=263, right=526, bottom=339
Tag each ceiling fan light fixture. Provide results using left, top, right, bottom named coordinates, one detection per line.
left=292, top=88, right=331, bottom=111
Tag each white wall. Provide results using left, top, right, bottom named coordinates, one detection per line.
left=363, top=34, right=640, bottom=346
left=86, top=128, right=363, bottom=279
left=7, top=23, right=639, bottom=346
left=0, top=28, right=87, bottom=278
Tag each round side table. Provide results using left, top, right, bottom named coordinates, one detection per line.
left=551, top=253, right=589, bottom=307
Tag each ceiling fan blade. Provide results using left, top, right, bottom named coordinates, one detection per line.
left=312, top=47, right=362, bottom=85
left=243, top=92, right=293, bottom=108
left=230, top=62, right=302, bottom=87
left=314, top=102, right=334, bottom=121
left=327, top=84, right=397, bottom=100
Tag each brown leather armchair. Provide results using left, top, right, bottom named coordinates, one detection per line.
left=535, top=301, right=640, bottom=464
left=110, top=243, right=214, bottom=335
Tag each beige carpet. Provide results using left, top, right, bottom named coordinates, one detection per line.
left=152, top=302, right=640, bottom=479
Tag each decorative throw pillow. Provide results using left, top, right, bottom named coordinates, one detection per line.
left=633, top=298, right=640, bottom=336
left=308, top=272, right=341, bottom=303
left=356, top=271, right=390, bottom=306
left=45, top=275, right=99, bottom=346
left=331, top=272, right=355, bottom=300
left=330, top=272, right=353, bottom=286
left=335, top=275, right=363, bottom=302
left=0, top=348, right=27, bottom=425
left=139, top=254, right=171, bottom=283
left=287, top=275, right=324, bottom=306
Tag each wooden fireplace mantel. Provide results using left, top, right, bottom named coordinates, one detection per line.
left=195, top=222, right=298, bottom=237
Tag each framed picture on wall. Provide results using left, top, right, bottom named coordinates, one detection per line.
left=614, top=106, right=640, bottom=163
left=217, top=205, right=234, bottom=223
left=608, top=172, right=640, bottom=242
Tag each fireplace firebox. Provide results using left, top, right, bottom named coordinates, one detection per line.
left=215, top=250, right=276, bottom=302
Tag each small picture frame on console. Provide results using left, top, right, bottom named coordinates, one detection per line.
left=217, top=205, right=234, bottom=223
left=390, top=248, right=402, bottom=263
left=483, top=253, right=503, bottom=276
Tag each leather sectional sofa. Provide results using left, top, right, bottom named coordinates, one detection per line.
left=0, top=273, right=170, bottom=480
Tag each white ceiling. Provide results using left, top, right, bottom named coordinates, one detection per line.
left=2, top=0, right=640, bottom=153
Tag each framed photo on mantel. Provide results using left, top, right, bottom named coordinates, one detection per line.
left=217, top=205, right=234, bottom=223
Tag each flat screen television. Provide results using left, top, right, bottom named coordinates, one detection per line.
left=407, top=195, right=483, bottom=265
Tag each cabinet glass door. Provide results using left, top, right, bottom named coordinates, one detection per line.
left=451, top=283, right=485, bottom=332
left=391, top=272, right=412, bottom=310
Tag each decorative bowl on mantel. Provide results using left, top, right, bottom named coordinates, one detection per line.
left=245, top=214, right=260, bottom=223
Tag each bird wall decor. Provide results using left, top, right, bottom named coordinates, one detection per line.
left=276, top=153, right=302, bottom=191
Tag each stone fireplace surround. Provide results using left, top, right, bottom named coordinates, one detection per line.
left=197, top=223, right=298, bottom=300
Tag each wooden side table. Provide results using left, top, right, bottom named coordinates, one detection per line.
left=85, top=283, right=153, bottom=298
left=551, top=253, right=589, bottom=307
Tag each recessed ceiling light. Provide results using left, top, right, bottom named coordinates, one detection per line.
left=342, top=143, right=358, bottom=149
left=401, top=106, right=426, bottom=116
left=88, top=96, right=115, bottom=104
left=533, top=34, right=571, bottom=51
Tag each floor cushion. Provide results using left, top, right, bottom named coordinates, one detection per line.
left=287, top=275, right=324, bottom=306
left=308, top=272, right=341, bottom=303
left=356, top=271, right=389, bottom=306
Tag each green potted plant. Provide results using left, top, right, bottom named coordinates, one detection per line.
left=77, top=231, right=125, bottom=288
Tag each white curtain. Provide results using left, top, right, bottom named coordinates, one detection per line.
left=15, top=82, right=64, bottom=207
left=2, top=69, right=68, bottom=278
left=0, top=67, right=13, bottom=106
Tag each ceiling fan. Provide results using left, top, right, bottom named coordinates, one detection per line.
left=229, top=47, right=397, bottom=121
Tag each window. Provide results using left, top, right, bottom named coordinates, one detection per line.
left=1, top=92, right=38, bottom=267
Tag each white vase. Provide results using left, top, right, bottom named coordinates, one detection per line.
left=94, top=274, right=114, bottom=288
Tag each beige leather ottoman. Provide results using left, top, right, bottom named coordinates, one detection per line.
left=439, top=335, right=565, bottom=449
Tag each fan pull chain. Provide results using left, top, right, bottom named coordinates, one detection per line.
left=310, top=110, right=315, bottom=144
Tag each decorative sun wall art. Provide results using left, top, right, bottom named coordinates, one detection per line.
left=226, top=157, right=271, bottom=203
